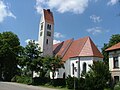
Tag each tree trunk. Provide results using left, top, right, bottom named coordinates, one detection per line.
left=0, top=64, right=2, bottom=81
left=53, top=71, right=55, bottom=80
left=52, top=71, right=55, bottom=86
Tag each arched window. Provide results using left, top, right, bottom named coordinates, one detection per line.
left=46, top=39, right=48, bottom=44
left=72, top=63, right=74, bottom=75
left=63, top=72, right=65, bottom=79
left=47, top=24, right=51, bottom=30
left=41, top=22, right=43, bottom=30
left=83, top=62, right=86, bottom=74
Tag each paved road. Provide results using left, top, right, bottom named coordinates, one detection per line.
left=0, top=82, right=59, bottom=90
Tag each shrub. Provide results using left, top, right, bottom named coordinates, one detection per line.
left=66, top=75, right=74, bottom=89
left=32, top=77, right=50, bottom=85
left=78, top=78, right=85, bottom=90
left=11, top=75, right=18, bottom=82
left=114, top=82, right=120, bottom=90
left=50, top=78, right=66, bottom=87
left=11, top=75, right=32, bottom=85
left=66, top=75, right=78, bottom=89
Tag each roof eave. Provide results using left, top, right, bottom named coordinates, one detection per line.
left=105, top=48, right=120, bottom=52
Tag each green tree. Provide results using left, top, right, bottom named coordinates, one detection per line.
left=114, top=82, right=120, bottom=90
left=43, top=55, right=64, bottom=79
left=19, top=40, right=43, bottom=78
left=0, top=31, right=21, bottom=81
left=102, top=34, right=120, bottom=64
left=101, top=43, right=109, bottom=64
left=108, top=34, right=120, bottom=47
left=84, top=61, right=111, bottom=90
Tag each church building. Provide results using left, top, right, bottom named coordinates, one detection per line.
left=38, top=9, right=103, bottom=79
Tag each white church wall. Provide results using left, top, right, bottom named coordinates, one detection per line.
left=50, top=68, right=65, bottom=79
left=58, top=68, right=65, bottom=78
left=50, top=71, right=59, bottom=79
left=42, top=22, right=54, bottom=56
left=70, top=57, right=79, bottom=77
left=93, top=57, right=103, bottom=61
left=80, top=57, right=93, bottom=74
left=49, top=56, right=103, bottom=79
left=38, top=21, right=45, bottom=51
left=80, top=57, right=103, bottom=75
left=33, top=71, right=40, bottom=78
left=64, top=59, right=71, bottom=77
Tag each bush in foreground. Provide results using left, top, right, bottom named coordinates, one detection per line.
left=11, top=75, right=32, bottom=85
left=32, top=77, right=50, bottom=85
left=114, top=82, right=120, bottom=90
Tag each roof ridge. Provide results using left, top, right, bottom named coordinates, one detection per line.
left=79, top=37, right=89, bottom=55
left=88, top=37, right=94, bottom=55
left=61, top=38, right=74, bottom=58
left=53, top=38, right=74, bottom=45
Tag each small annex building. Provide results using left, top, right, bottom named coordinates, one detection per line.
left=106, top=42, right=120, bottom=83
left=37, top=9, right=103, bottom=79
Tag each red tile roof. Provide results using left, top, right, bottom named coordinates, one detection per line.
left=106, top=42, right=120, bottom=51
left=43, top=9, right=54, bottom=24
left=53, top=37, right=103, bottom=61
left=53, top=38, right=73, bottom=58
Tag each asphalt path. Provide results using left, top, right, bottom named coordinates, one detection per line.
left=0, top=82, right=59, bottom=90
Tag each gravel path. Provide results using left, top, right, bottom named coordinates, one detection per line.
left=0, top=82, right=59, bottom=90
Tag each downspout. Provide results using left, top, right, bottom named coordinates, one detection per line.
left=78, top=57, right=80, bottom=78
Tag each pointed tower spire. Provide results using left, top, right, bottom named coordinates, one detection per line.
left=38, top=9, right=54, bottom=56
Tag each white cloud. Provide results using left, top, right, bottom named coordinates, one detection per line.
left=25, top=39, right=31, bottom=44
left=0, top=0, right=16, bottom=23
left=35, top=0, right=89, bottom=14
left=107, top=0, right=118, bottom=6
left=54, top=32, right=64, bottom=38
left=26, top=39, right=61, bottom=45
left=53, top=39, right=61, bottom=44
left=86, top=27, right=102, bottom=35
left=25, top=39, right=38, bottom=44
left=90, top=15, right=102, bottom=23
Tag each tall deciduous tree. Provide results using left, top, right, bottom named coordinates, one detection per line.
left=19, top=40, right=43, bottom=78
left=0, top=32, right=21, bottom=81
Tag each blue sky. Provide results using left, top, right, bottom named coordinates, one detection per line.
left=0, top=0, right=120, bottom=50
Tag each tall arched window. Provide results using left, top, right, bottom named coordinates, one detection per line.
left=47, top=24, right=51, bottom=30
left=72, top=63, right=74, bottom=75
left=46, top=39, right=48, bottom=44
left=83, top=62, right=86, bottom=74
left=63, top=72, right=65, bottom=79
left=41, top=22, right=43, bottom=30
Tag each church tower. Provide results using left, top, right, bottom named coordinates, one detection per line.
left=38, top=9, right=54, bottom=56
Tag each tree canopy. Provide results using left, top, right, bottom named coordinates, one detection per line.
left=43, top=55, right=64, bottom=79
left=0, top=31, right=21, bottom=81
left=18, top=40, right=43, bottom=77
left=102, top=34, right=120, bottom=64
